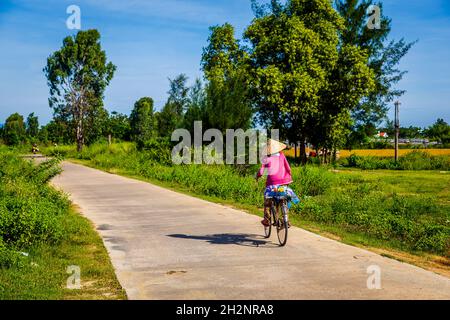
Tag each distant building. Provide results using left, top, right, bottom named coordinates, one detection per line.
left=375, top=131, right=389, bottom=138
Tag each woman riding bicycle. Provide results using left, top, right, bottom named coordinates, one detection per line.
left=256, top=139, right=295, bottom=227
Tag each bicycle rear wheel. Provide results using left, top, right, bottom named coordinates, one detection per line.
left=276, top=204, right=288, bottom=246
left=263, top=206, right=274, bottom=238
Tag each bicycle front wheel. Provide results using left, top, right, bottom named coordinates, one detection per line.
left=277, top=204, right=288, bottom=246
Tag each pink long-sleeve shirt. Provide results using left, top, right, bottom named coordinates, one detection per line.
left=257, top=152, right=293, bottom=187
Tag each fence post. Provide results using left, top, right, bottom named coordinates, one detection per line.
left=394, top=101, right=401, bottom=162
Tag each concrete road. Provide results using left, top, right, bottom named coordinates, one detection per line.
left=51, top=161, right=450, bottom=300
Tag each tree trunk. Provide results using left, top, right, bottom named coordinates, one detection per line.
left=300, top=140, right=307, bottom=165
left=332, top=148, right=337, bottom=163
left=76, top=124, right=83, bottom=152
left=76, top=113, right=84, bottom=153
left=75, top=99, right=86, bottom=153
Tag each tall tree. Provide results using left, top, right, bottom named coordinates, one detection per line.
left=44, top=29, right=116, bottom=152
left=85, top=106, right=110, bottom=144
left=202, top=23, right=245, bottom=82
left=246, top=0, right=374, bottom=162
left=108, top=111, right=131, bottom=141
left=4, top=113, right=26, bottom=146
left=399, top=126, right=423, bottom=139
left=167, top=74, right=190, bottom=116
left=425, top=118, right=450, bottom=145
left=312, top=44, right=375, bottom=161
left=201, top=23, right=252, bottom=132
left=204, top=73, right=252, bottom=132
left=157, top=74, right=189, bottom=137
left=130, top=97, right=156, bottom=149
left=183, top=78, right=206, bottom=135
left=26, top=113, right=39, bottom=138
left=335, top=0, right=415, bottom=143
left=41, top=119, right=72, bottom=145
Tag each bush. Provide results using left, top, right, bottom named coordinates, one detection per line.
left=398, top=151, right=450, bottom=170
left=297, top=187, right=450, bottom=255
left=293, top=166, right=332, bottom=196
left=0, top=238, right=23, bottom=268
left=0, top=151, right=69, bottom=267
left=142, top=138, right=173, bottom=166
left=45, top=145, right=75, bottom=158
left=414, top=225, right=449, bottom=253
left=342, top=151, right=450, bottom=171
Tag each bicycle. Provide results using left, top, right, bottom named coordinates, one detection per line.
left=263, top=186, right=290, bottom=246
left=31, top=145, right=40, bottom=155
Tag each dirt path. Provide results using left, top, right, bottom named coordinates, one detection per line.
left=51, top=161, right=450, bottom=299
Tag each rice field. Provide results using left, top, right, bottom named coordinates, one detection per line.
left=284, top=148, right=450, bottom=158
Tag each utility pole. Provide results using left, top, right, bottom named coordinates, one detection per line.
left=394, top=101, right=401, bottom=162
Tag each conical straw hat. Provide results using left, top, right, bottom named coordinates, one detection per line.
left=266, top=139, right=287, bottom=155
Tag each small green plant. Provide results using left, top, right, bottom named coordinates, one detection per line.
left=0, top=238, right=23, bottom=268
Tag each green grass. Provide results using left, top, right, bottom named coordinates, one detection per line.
left=0, top=148, right=126, bottom=300
left=335, top=169, right=450, bottom=203
left=43, top=142, right=450, bottom=273
left=0, top=206, right=126, bottom=300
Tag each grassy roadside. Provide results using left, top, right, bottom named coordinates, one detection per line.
left=68, top=157, right=450, bottom=278
left=0, top=204, right=127, bottom=300
left=0, top=149, right=126, bottom=300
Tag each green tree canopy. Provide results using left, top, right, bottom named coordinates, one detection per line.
left=44, top=29, right=116, bottom=152
left=204, top=72, right=252, bottom=132
left=183, top=78, right=207, bottom=135
left=41, top=120, right=72, bottom=145
left=311, top=43, right=376, bottom=159
left=335, top=0, right=415, bottom=145
left=201, top=23, right=252, bottom=132
left=201, top=23, right=245, bottom=83
left=157, top=74, right=189, bottom=137
left=4, top=113, right=26, bottom=146
left=108, top=111, right=131, bottom=141
left=130, top=97, right=156, bottom=149
left=246, top=0, right=375, bottom=162
left=425, top=118, right=450, bottom=144
left=26, top=113, right=39, bottom=138
left=85, top=106, right=110, bottom=144
left=167, top=74, right=190, bottom=116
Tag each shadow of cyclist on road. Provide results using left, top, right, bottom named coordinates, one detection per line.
left=168, top=233, right=278, bottom=248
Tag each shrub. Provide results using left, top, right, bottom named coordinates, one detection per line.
left=342, top=151, right=450, bottom=171
left=293, top=166, right=332, bottom=196
left=0, top=238, right=23, bottom=268
left=0, top=151, right=69, bottom=267
left=45, top=145, right=75, bottom=158
left=299, top=189, right=450, bottom=255
left=142, top=138, right=173, bottom=166
left=414, top=225, right=449, bottom=253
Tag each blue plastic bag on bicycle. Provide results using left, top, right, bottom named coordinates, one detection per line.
left=264, top=185, right=300, bottom=209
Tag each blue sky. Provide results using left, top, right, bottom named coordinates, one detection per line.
left=0, top=0, right=449, bottom=127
